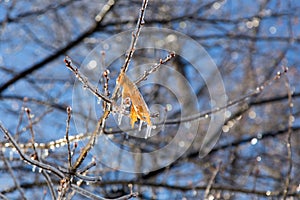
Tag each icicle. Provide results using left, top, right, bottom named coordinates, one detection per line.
left=38, top=168, right=42, bottom=173
left=118, top=113, right=123, bottom=125
left=118, top=95, right=124, bottom=125
left=145, top=125, right=152, bottom=139
left=139, top=120, right=143, bottom=131
left=101, top=118, right=106, bottom=128
left=32, top=165, right=36, bottom=172
left=42, top=149, right=49, bottom=159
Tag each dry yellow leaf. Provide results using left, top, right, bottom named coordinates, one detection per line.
left=117, top=72, right=152, bottom=128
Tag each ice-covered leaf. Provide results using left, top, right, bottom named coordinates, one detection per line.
left=117, top=72, right=152, bottom=128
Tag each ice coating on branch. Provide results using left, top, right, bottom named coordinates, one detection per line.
left=118, top=113, right=123, bottom=125
left=145, top=124, right=151, bottom=139
left=139, top=120, right=143, bottom=131
left=116, top=72, right=152, bottom=136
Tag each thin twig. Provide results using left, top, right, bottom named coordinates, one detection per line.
left=0, top=150, right=27, bottom=200
left=17, top=108, right=54, bottom=136
left=42, top=170, right=57, bottom=200
left=77, top=158, right=97, bottom=174
left=165, top=66, right=290, bottom=124
left=0, top=0, right=117, bottom=94
left=204, top=162, right=221, bottom=200
left=1, top=94, right=296, bottom=155
left=282, top=66, right=293, bottom=200
left=71, top=109, right=109, bottom=171
left=102, top=69, right=110, bottom=110
left=24, top=108, right=57, bottom=200
left=65, top=106, right=73, bottom=169
left=121, top=0, right=148, bottom=73
left=71, top=183, right=138, bottom=200
left=70, top=184, right=107, bottom=200
left=15, top=98, right=27, bottom=141
left=0, top=123, right=65, bottom=178
left=64, top=56, right=112, bottom=104
left=57, top=178, right=71, bottom=200
left=74, top=173, right=102, bottom=183
left=135, top=51, right=175, bottom=85
left=111, top=0, right=148, bottom=102
left=0, top=192, right=9, bottom=200
left=24, top=108, right=37, bottom=153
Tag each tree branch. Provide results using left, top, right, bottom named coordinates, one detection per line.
left=0, top=0, right=117, bottom=94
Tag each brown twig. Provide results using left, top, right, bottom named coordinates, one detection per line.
left=121, top=0, right=148, bottom=73
left=24, top=107, right=57, bottom=200
left=71, top=109, right=109, bottom=171
left=102, top=69, right=110, bottom=110
left=111, top=0, right=149, bottom=102
left=65, top=106, right=72, bottom=169
left=204, top=162, right=221, bottom=200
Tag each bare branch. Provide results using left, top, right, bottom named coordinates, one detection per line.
left=121, top=0, right=148, bottom=73
left=64, top=56, right=112, bottom=104
left=282, top=66, right=294, bottom=200
left=65, top=106, right=73, bottom=169
left=71, top=109, right=109, bottom=171
left=0, top=150, right=27, bottom=200
left=0, top=0, right=117, bottom=94
left=204, top=162, right=221, bottom=200
left=0, top=123, right=65, bottom=178
left=135, top=51, right=176, bottom=85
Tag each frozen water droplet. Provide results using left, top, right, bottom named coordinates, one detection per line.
left=97, top=99, right=101, bottom=104
left=32, top=165, right=36, bottom=172
left=9, top=150, right=13, bottom=161
left=50, top=144, right=55, bottom=150
left=38, top=168, right=42, bottom=173
left=124, top=97, right=131, bottom=108
left=166, top=104, right=172, bottom=111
